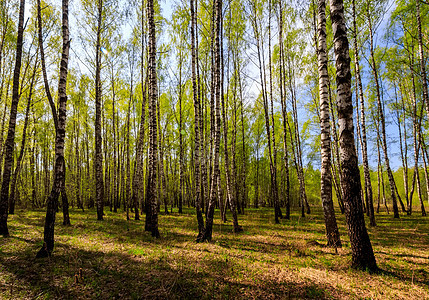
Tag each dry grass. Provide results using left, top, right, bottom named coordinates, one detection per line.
left=0, top=206, right=428, bottom=299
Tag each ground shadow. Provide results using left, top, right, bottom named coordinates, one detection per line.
left=0, top=241, right=352, bottom=299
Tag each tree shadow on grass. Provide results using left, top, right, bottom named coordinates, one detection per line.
left=376, top=250, right=429, bottom=262
left=0, top=240, right=353, bottom=299
left=369, top=228, right=429, bottom=248
left=4, top=208, right=429, bottom=299
left=378, top=267, right=429, bottom=287
left=8, top=213, right=45, bottom=228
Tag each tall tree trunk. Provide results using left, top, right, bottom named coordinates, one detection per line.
left=37, top=0, right=70, bottom=256
left=285, top=48, right=310, bottom=216
left=146, top=0, right=159, bottom=237
left=103, top=111, right=110, bottom=211
left=221, top=6, right=229, bottom=219
left=195, top=0, right=206, bottom=217
left=255, top=129, right=261, bottom=208
left=157, top=90, right=168, bottom=215
left=238, top=64, right=248, bottom=214
left=95, top=0, right=104, bottom=221
left=328, top=80, right=344, bottom=213
left=197, top=0, right=221, bottom=242
left=268, top=0, right=283, bottom=220
left=75, top=110, right=83, bottom=211
left=376, top=129, right=388, bottom=214
left=179, top=57, right=184, bottom=214
left=9, top=57, right=38, bottom=215
left=221, top=5, right=241, bottom=230
left=37, top=0, right=71, bottom=226
left=121, top=147, right=126, bottom=211
left=406, top=47, right=421, bottom=214
left=352, top=0, right=375, bottom=225
left=394, top=84, right=410, bottom=215
left=110, top=62, right=118, bottom=213
left=0, top=0, right=25, bottom=237
left=190, top=0, right=204, bottom=238
left=220, top=45, right=241, bottom=232
left=249, top=0, right=280, bottom=223
left=317, top=0, right=342, bottom=248
left=85, top=123, right=91, bottom=207
left=126, top=82, right=133, bottom=221
left=132, top=37, right=147, bottom=220
left=278, top=0, right=290, bottom=219
left=367, top=5, right=399, bottom=218
left=330, top=0, right=377, bottom=271
left=30, top=129, right=36, bottom=208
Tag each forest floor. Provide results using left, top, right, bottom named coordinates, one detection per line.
left=0, top=206, right=428, bottom=299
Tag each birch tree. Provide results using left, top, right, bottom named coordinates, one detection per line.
left=317, top=0, right=341, bottom=248
left=329, top=0, right=377, bottom=271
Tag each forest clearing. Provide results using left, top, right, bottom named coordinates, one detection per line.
left=1, top=207, right=428, bottom=299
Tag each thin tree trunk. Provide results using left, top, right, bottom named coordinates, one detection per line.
left=132, top=35, right=147, bottom=220
left=95, top=0, right=104, bottom=221
left=39, top=0, right=71, bottom=225
left=328, top=80, right=344, bottom=213
left=157, top=93, right=168, bottom=215
left=238, top=64, right=248, bottom=215
left=220, top=5, right=241, bottom=230
left=395, top=85, right=410, bottom=214
left=255, top=132, right=260, bottom=209
left=249, top=0, right=280, bottom=223
left=268, top=0, right=283, bottom=220
left=352, top=0, right=375, bottom=225
left=103, top=110, right=110, bottom=211
left=146, top=0, right=159, bottom=237
left=75, top=109, right=83, bottom=211
left=0, top=0, right=25, bottom=237
left=179, top=54, right=184, bottom=214
left=126, top=80, right=133, bottom=221
left=190, top=0, right=204, bottom=238
left=85, top=123, right=91, bottom=208
left=367, top=5, right=399, bottom=218
left=37, top=0, right=70, bottom=256
left=406, top=53, right=420, bottom=213
left=415, top=159, right=425, bottom=216
left=278, top=0, right=290, bottom=219
left=110, top=61, right=118, bottom=213
left=9, top=57, right=38, bottom=215
left=375, top=116, right=383, bottom=213
left=221, top=6, right=230, bottom=219
left=286, top=50, right=309, bottom=216
left=220, top=41, right=241, bottom=232
left=30, top=129, right=36, bottom=208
